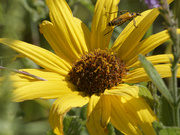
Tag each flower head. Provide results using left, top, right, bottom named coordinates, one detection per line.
left=0, top=0, right=179, bottom=134
left=69, top=49, right=127, bottom=95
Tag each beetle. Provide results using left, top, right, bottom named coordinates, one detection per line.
left=104, top=12, right=141, bottom=36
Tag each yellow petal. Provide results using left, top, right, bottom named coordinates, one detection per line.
left=86, top=94, right=106, bottom=135
left=86, top=94, right=100, bottom=117
left=49, top=92, right=89, bottom=134
left=100, top=94, right=111, bottom=129
left=168, top=0, right=174, bottom=3
left=112, top=0, right=174, bottom=60
left=123, top=64, right=180, bottom=83
left=123, top=97, right=157, bottom=135
left=73, top=17, right=91, bottom=51
left=126, top=29, right=180, bottom=66
left=105, top=84, right=139, bottom=98
left=46, top=0, right=88, bottom=56
left=110, top=95, right=143, bottom=134
left=112, top=8, right=159, bottom=60
left=109, top=90, right=157, bottom=135
left=10, top=69, right=66, bottom=88
left=90, top=0, right=120, bottom=50
left=39, top=21, right=76, bottom=64
left=127, top=54, right=173, bottom=69
left=13, top=80, right=77, bottom=102
left=0, top=38, right=71, bottom=75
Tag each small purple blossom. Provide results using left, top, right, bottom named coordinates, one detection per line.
left=145, top=0, right=161, bottom=9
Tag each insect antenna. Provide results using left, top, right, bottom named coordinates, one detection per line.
left=106, top=10, right=128, bottom=15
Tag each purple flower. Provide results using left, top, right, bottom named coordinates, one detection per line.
left=145, top=0, right=161, bottom=9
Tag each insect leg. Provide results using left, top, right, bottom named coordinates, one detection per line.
left=128, top=18, right=137, bottom=28
left=133, top=18, right=138, bottom=28
left=104, top=29, right=114, bottom=36
left=104, top=25, right=121, bottom=36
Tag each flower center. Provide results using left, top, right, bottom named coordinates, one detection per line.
left=69, top=49, right=127, bottom=95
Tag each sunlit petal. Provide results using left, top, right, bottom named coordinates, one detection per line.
left=100, top=94, right=111, bottom=128
left=126, top=29, right=180, bottom=66
left=105, top=84, right=139, bottom=98
left=74, top=17, right=91, bottom=51
left=124, top=97, right=157, bottom=135
left=112, top=8, right=159, bottom=60
left=110, top=95, right=143, bottom=134
left=10, top=69, right=66, bottom=88
left=39, top=21, right=76, bottom=64
left=90, top=0, right=120, bottom=50
left=49, top=92, right=89, bottom=134
left=123, top=64, right=180, bottom=83
left=112, top=0, right=174, bottom=61
left=46, top=0, right=88, bottom=57
left=0, top=38, right=71, bottom=75
left=127, top=54, right=173, bottom=69
left=13, top=80, right=76, bottom=102
left=86, top=94, right=106, bottom=135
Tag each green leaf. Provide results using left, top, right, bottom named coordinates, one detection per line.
left=158, top=96, right=174, bottom=126
left=114, top=127, right=124, bottom=135
left=153, top=121, right=180, bottom=135
left=107, top=123, right=116, bottom=135
left=63, top=116, right=85, bottom=135
left=47, top=130, right=56, bottom=135
left=80, top=104, right=88, bottom=121
left=138, top=85, right=154, bottom=109
left=0, top=75, right=17, bottom=135
left=138, top=54, right=173, bottom=103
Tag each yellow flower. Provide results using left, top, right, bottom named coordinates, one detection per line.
left=0, top=0, right=180, bottom=134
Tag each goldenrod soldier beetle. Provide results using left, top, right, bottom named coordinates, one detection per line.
left=104, top=11, right=141, bottom=36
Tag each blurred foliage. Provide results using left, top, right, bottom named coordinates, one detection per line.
left=0, top=0, right=178, bottom=135
left=153, top=121, right=180, bottom=135
left=0, top=72, right=18, bottom=135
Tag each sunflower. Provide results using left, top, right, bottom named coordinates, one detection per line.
left=0, top=0, right=180, bottom=134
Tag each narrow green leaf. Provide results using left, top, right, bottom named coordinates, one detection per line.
left=153, top=121, right=180, bottom=135
left=138, top=54, right=173, bottom=103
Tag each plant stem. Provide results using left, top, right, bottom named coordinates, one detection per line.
left=0, top=66, right=47, bottom=81
left=158, top=0, right=180, bottom=126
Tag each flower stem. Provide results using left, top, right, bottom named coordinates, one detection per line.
left=0, top=66, right=47, bottom=81
left=158, top=0, right=180, bottom=126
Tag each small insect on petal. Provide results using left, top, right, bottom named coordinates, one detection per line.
left=104, top=11, right=141, bottom=36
